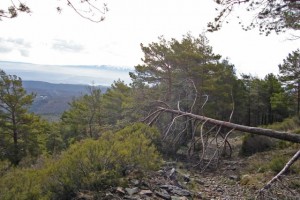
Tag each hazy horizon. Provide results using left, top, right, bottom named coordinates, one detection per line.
left=0, top=61, right=133, bottom=86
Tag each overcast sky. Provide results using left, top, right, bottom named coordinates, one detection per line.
left=0, top=0, right=299, bottom=78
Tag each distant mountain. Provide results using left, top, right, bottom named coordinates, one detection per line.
left=23, top=80, right=108, bottom=121
left=0, top=61, right=132, bottom=120
left=0, top=61, right=133, bottom=85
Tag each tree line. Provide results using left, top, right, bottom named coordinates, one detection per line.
left=0, top=33, right=299, bottom=166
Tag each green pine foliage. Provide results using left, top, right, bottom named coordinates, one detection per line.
left=0, top=123, right=162, bottom=199
left=0, top=70, right=47, bottom=165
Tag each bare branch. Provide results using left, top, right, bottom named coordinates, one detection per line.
left=257, top=149, right=300, bottom=196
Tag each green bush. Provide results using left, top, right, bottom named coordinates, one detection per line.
left=0, top=123, right=162, bottom=199
left=269, top=157, right=287, bottom=173
left=268, top=156, right=299, bottom=174
left=240, top=134, right=274, bottom=156
left=0, top=160, right=11, bottom=176
left=264, top=116, right=300, bottom=132
left=0, top=168, right=46, bottom=200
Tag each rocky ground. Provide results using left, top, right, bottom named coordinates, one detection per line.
left=74, top=158, right=259, bottom=200
left=73, top=136, right=300, bottom=200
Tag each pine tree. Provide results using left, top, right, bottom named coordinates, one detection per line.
left=0, top=70, right=38, bottom=165
left=279, top=49, right=300, bottom=115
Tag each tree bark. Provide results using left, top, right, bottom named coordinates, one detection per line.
left=155, top=107, right=300, bottom=143
left=297, top=80, right=300, bottom=115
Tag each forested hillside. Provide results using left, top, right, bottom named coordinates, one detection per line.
left=0, top=33, right=299, bottom=199
left=22, top=81, right=108, bottom=120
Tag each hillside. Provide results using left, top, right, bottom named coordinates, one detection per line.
left=23, top=80, right=108, bottom=120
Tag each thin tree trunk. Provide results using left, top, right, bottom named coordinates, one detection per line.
left=297, top=81, right=300, bottom=115
left=12, top=112, right=20, bottom=165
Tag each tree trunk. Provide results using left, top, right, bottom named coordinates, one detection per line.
left=12, top=112, right=20, bottom=165
left=155, top=107, right=300, bottom=143
left=297, top=80, right=300, bottom=115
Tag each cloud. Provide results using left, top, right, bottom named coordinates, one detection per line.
left=6, top=38, right=31, bottom=48
left=0, top=37, right=31, bottom=57
left=0, top=46, right=11, bottom=53
left=19, top=49, right=30, bottom=57
left=52, top=39, right=84, bottom=53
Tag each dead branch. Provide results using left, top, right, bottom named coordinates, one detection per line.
left=264, top=149, right=300, bottom=189
left=256, top=149, right=300, bottom=199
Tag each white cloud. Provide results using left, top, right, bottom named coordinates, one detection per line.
left=0, top=0, right=299, bottom=78
left=0, top=37, right=31, bottom=57
left=52, top=39, right=84, bottom=53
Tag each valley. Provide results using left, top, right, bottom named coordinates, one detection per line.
left=23, top=80, right=108, bottom=120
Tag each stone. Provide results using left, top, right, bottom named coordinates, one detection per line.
left=125, top=187, right=139, bottom=196
left=139, top=189, right=153, bottom=196
left=171, top=196, right=189, bottom=200
left=76, top=191, right=94, bottom=200
left=169, top=168, right=176, bottom=179
left=116, top=187, right=125, bottom=195
left=183, top=175, right=190, bottom=182
left=131, top=179, right=140, bottom=186
left=123, top=196, right=138, bottom=200
left=229, top=175, right=239, bottom=181
left=103, top=192, right=114, bottom=200
left=155, top=189, right=171, bottom=200
left=160, top=185, right=191, bottom=196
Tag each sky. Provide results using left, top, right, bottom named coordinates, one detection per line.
left=0, top=0, right=299, bottom=82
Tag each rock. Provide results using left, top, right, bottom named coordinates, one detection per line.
left=116, top=187, right=125, bottom=195
left=123, top=196, right=138, bottom=200
left=140, top=181, right=150, bottom=190
left=229, top=175, right=239, bottom=181
left=160, top=185, right=191, bottom=196
left=171, top=196, right=189, bottom=200
left=196, top=192, right=203, bottom=199
left=103, top=192, right=114, bottom=200
left=183, top=175, right=190, bottom=182
left=155, top=189, right=171, bottom=200
left=139, top=189, right=153, bottom=196
left=75, top=190, right=94, bottom=200
left=125, top=187, right=139, bottom=196
left=169, top=168, right=176, bottom=178
left=131, top=179, right=140, bottom=186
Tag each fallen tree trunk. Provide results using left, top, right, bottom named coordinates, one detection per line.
left=154, top=107, right=300, bottom=143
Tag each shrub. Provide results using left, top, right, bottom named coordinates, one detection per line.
left=0, top=168, right=46, bottom=200
left=269, top=157, right=287, bottom=173
left=240, top=134, right=274, bottom=156
left=43, top=123, right=162, bottom=198
left=0, top=123, right=162, bottom=199
left=264, top=116, right=300, bottom=132
left=268, top=155, right=299, bottom=174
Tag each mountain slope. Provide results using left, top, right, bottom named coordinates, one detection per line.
left=23, top=81, right=108, bottom=120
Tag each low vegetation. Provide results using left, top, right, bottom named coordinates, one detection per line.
left=0, top=123, right=162, bottom=199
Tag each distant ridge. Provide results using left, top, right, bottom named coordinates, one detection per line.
left=22, top=80, right=108, bottom=121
